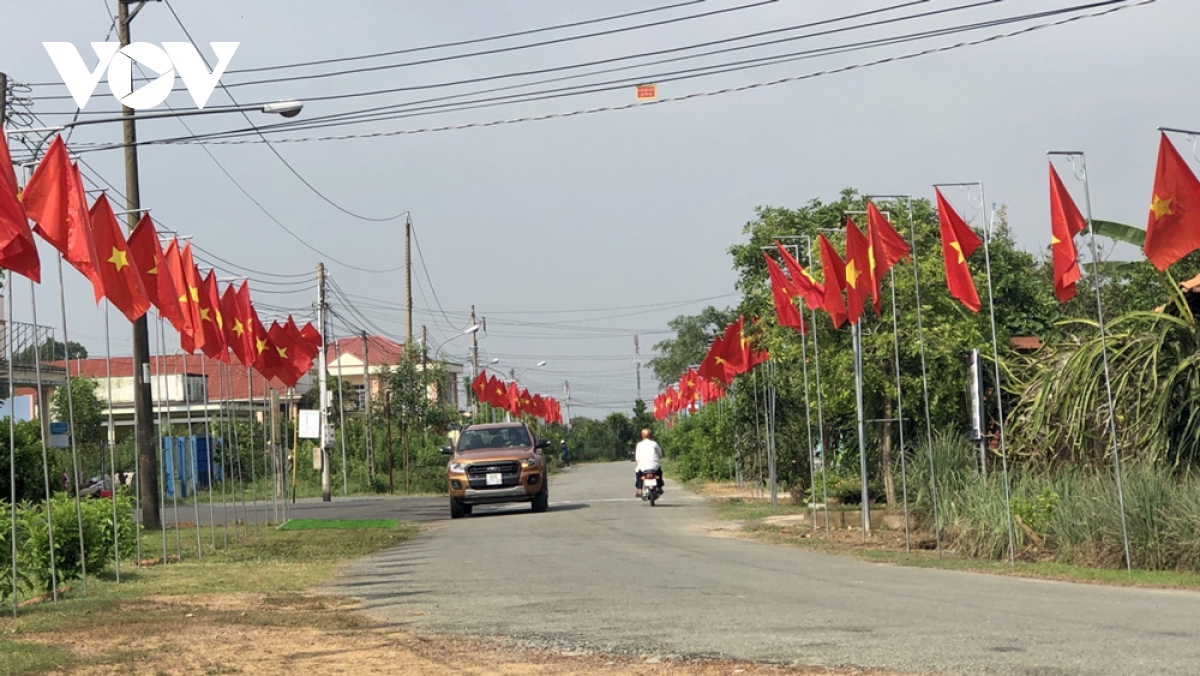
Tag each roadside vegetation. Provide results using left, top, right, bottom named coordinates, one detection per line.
left=656, top=190, right=1200, bottom=576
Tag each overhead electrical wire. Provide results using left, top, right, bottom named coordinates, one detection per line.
left=60, top=0, right=1148, bottom=149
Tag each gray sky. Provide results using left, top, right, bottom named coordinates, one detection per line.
left=2, top=0, right=1196, bottom=416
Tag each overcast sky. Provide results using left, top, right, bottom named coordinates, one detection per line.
left=2, top=0, right=1197, bottom=416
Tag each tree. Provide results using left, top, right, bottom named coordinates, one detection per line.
left=299, top=376, right=355, bottom=426
left=51, top=377, right=104, bottom=446
left=632, top=398, right=654, bottom=432
left=649, top=306, right=737, bottom=384
left=14, top=338, right=87, bottom=364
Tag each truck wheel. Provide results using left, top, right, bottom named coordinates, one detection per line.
left=450, top=498, right=468, bottom=519
left=531, top=485, right=549, bottom=513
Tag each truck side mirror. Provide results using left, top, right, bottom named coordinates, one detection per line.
left=534, top=439, right=550, bottom=450
left=440, top=445, right=454, bottom=455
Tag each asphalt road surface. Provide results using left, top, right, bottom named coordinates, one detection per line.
left=320, top=462, right=1200, bottom=675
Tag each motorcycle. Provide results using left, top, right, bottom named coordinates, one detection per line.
left=640, top=470, right=663, bottom=506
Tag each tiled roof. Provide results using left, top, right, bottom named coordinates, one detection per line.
left=325, top=335, right=405, bottom=367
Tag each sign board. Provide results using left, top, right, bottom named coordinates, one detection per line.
left=50, top=422, right=69, bottom=449
left=635, top=83, right=657, bottom=100
left=50, top=422, right=69, bottom=435
left=968, top=349, right=984, bottom=441
left=298, top=409, right=321, bottom=439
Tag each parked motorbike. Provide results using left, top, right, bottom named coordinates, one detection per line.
left=641, top=470, right=663, bottom=506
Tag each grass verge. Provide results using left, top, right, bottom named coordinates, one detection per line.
left=277, top=518, right=399, bottom=531
left=0, top=522, right=416, bottom=675
left=713, top=498, right=1200, bottom=591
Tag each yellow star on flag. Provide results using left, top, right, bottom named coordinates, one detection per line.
left=276, top=346, right=288, bottom=359
left=189, top=286, right=199, bottom=302
left=199, top=307, right=212, bottom=322
left=950, top=241, right=965, bottom=264
left=1151, top=195, right=1174, bottom=220
left=1051, top=235, right=1061, bottom=245
left=233, top=319, right=246, bottom=337
left=845, top=260, right=859, bottom=288
left=107, top=247, right=129, bottom=272
left=256, top=337, right=268, bottom=354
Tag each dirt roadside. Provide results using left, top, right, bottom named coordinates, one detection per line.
left=28, top=593, right=908, bottom=675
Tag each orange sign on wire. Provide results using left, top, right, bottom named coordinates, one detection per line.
left=636, top=83, right=657, bottom=101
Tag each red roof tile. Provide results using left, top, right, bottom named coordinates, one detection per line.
left=47, top=355, right=296, bottom=401
left=324, top=335, right=405, bottom=367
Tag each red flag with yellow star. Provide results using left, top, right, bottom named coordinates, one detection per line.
left=844, top=219, right=870, bottom=325
left=0, top=130, right=40, bottom=282
left=818, top=234, right=849, bottom=328
left=251, top=309, right=283, bottom=381
left=935, top=189, right=982, bottom=312
left=160, top=239, right=197, bottom=349
left=286, top=316, right=318, bottom=376
left=1048, top=164, right=1085, bottom=303
left=87, top=194, right=150, bottom=322
left=180, top=243, right=207, bottom=353
left=765, top=252, right=805, bottom=334
left=23, top=140, right=100, bottom=293
left=720, top=316, right=748, bottom=377
left=198, top=269, right=229, bottom=362
left=775, top=241, right=824, bottom=311
left=867, top=202, right=911, bottom=315
left=221, top=281, right=254, bottom=368
left=1145, top=133, right=1200, bottom=271
left=268, top=321, right=301, bottom=387
left=127, top=214, right=183, bottom=326
left=697, top=334, right=730, bottom=385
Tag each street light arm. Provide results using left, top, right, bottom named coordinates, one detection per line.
left=11, top=101, right=304, bottom=134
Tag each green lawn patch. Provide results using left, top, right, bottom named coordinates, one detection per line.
left=277, top=518, right=399, bottom=531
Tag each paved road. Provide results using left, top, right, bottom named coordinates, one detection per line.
left=159, top=494, right=448, bottom=527
left=325, top=462, right=1199, bottom=676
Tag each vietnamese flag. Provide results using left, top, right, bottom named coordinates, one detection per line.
left=844, top=219, right=871, bottom=325
left=22, top=140, right=101, bottom=293
left=765, top=252, right=805, bottom=334
left=1048, top=164, right=1086, bottom=303
left=506, top=381, right=521, bottom=416
left=867, top=202, right=911, bottom=315
left=198, top=269, right=229, bottom=362
left=697, top=334, right=730, bottom=385
left=127, top=214, right=184, bottom=326
left=87, top=194, right=150, bottom=322
left=251, top=309, right=283, bottom=381
left=490, top=376, right=509, bottom=409
left=935, top=189, right=983, bottom=312
left=221, top=282, right=254, bottom=368
left=299, top=322, right=322, bottom=358
left=180, top=243, right=206, bottom=353
left=0, top=129, right=40, bottom=282
left=775, top=241, right=824, bottom=311
left=161, top=239, right=197, bottom=348
left=285, top=317, right=317, bottom=375
left=268, top=321, right=301, bottom=387
left=720, top=317, right=748, bottom=377
left=818, top=234, right=849, bottom=328
left=471, top=371, right=488, bottom=401
left=1145, top=133, right=1200, bottom=271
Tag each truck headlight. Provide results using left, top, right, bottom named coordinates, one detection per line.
left=520, top=457, right=539, bottom=469
left=449, top=462, right=466, bottom=473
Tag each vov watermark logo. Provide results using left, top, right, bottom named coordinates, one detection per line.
left=43, top=42, right=239, bottom=110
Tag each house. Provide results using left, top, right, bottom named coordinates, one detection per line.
left=325, top=335, right=462, bottom=411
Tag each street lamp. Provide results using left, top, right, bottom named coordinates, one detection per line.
left=5, top=70, right=305, bottom=529
left=512, top=360, right=548, bottom=383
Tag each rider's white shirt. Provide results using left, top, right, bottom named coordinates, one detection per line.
left=635, top=439, right=664, bottom=472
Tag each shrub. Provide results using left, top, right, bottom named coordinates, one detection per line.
left=11, top=494, right=139, bottom=594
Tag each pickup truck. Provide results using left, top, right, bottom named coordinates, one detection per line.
left=441, top=422, right=549, bottom=519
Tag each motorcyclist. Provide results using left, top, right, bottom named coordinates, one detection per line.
left=634, top=428, right=664, bottom=497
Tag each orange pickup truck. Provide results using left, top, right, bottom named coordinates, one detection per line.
left=441, top=422, right=549, bottom=519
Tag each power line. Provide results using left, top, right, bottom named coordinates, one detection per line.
left=162, top=0, right=410, bottom=224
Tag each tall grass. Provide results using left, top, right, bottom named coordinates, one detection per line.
left=908, top=432, right=1200, bottom=571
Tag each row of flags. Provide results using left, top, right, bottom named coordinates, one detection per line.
left=654, top=316, right=768, bottom=420
left=0, top=134, right=321, bottom=388
left=470, top=372, right=564, bottom=424
left=661, top=131, right=1200, bottom=417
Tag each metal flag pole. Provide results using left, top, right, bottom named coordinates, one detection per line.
left=228, top=364, right=247, bottom=540
left=799, top=313, right=818, bottom=532
left=182, top=353, right=202, bottom=558
left=8, top=270, right=21, bottom=616
left=162, top=335, right=181, bottom=561
left=1051, top=151, right=1132, bottom=571
left=751, top=369, right=764, bottom=499
left=876, top=194, right=941, bottom=555
left=216, top=364, right=230, bottom=547
left=766, top=360, right=778, bottom=512
left=246, top=366, right=260, bottom=534
left=199, top=354, right=217, bottom=550
left=334, top=336, right=349, bottom=496
left=151, top=314, right=169, bottom=563
left=55, top=254, right=89, bottom=590
left=889, top=268, right=911, bottom=551
left=804, top=236, right=832, bottom=536
left=102, top=302, right=119, bottom=583
left=938, top=182, right=1017, bottom=564
left=853, top=319, right=870, bottom=540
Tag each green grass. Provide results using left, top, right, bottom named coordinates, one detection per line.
left=277, top=518, right=398, bottom=531
left=0, top=639, right=77, bottom=676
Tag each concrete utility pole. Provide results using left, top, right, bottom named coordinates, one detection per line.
left=421, top=325, right=427, bottom=372
left=564, top=381, right=572, bottom=431
left=1, top=72, right=9, bottom=128
left=404, top=215, right=413, bottom=343
left=117, top=0, right=161, bottom=531
left=362, top=332, right=374, bottom=478
left=469, top=305, right=479, bottom=418
left=317, top=263, right=331, bottom=502
left=634, top=335, right=642, bottom=402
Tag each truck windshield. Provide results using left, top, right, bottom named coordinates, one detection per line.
left=457, top=427, right=531, bottom=451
